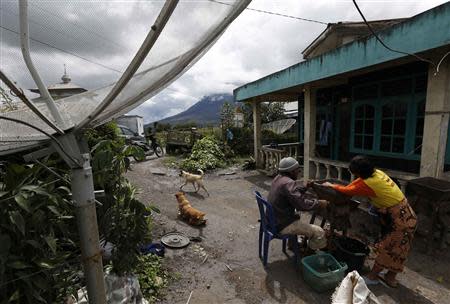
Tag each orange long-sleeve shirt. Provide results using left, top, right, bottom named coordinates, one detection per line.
left=332, top=169, right=405, bottom=208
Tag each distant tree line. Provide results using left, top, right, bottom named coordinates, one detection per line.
left=148, top=101, right=286, bottom=134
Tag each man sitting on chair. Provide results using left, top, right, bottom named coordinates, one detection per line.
left=268, top=157, right=328, bottom=250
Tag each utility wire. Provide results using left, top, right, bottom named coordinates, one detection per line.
left=0, top=25, right=123, bottom=74
left=29, top=2, right=127, bottom=52
left=352, top=0, right=434, bottom=66
left=209, top=0, right=328, bottom=25
left=0, top=116, right=80, bottom=167
left=434, top=51, right=450, bottom=76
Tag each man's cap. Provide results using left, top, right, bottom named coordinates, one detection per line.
left=278, top=157, right=300, bottom=173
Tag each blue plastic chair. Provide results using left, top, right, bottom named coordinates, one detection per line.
left=255, top=191, right=300, bottom=267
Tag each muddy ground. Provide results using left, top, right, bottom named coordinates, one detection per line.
left=127, top=156, right=450, bottom=304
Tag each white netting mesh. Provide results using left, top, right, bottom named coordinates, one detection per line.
left=0, top=0, right=250, bottom=154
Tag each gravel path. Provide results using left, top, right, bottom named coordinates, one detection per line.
left=127, top=156, right=450, bottom=304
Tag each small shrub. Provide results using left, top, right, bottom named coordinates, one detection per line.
left=228, top=127, right=253, bottom=155
left=180, top=136, right=226, bottom=171
left=133, top=254, right=169, bottom=303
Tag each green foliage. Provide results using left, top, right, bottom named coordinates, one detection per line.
left=220, top=102, right=234, bottom=133
left=198, top=127, right=222, bottom=141
left=154, top=123, right=171, bottom=132
left=85, top=121, right=122, bottom=148
left=242, top=102, right=287, bottom=125
left=161, top=156, right=181, bottom=168
left=173, top=121, right=197, bottom=130
left=133, top=255, right=169, bottom=303
left=228, top=127, right=253, bottom=155
left=180, top=136, right=226, bottom=171
left=261, top=129, right=298, bottom=145
left=0, top=161, right=81, bottom=303
left=263, top=102, right=286, bottom=123
left=0, top=122, right=158, bottom=302
left=90, top=138, right=152, bottom=275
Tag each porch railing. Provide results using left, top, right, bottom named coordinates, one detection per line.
left=258, top=142, right=300, bottom=175
left=309, top=157, right=419, bottom=192
left=257, top=143, right=419, bottom=190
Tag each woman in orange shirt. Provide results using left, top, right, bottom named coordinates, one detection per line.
left=323, top=155, right=417, bottom=287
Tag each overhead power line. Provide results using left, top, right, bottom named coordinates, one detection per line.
left=209, top=0, right=328, bottom=25
left=352, top=0, right=434, bottom=65
left=0, top=25, right=124, bottom=74
left=29, top=3, right=127, bottom=52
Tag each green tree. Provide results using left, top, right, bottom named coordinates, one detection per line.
left=263, top=102, right=286, bottom=122
left=242, top=101, right=287, bottom=125
left=220, top=102, right=235, bottom=135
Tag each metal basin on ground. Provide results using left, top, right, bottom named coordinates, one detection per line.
left=161, top=232, right=190, bottom=248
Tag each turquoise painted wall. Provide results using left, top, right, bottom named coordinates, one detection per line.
left=234, top=3, right=450, bottom=101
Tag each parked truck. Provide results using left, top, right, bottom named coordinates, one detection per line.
left=165, top=128, right=201, bottom=154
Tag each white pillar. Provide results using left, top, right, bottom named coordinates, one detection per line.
left=252, top=100, right=262, bottom=168
left=303, top=87, right=316, bottom=181
left=420, top=57, right=450, bottom=178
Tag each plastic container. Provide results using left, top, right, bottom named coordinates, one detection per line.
left=332, top=237, right=369, bottom=272
left=140, top=243, right=165, bottom=257
left=301, top=253, right=347, bottom=293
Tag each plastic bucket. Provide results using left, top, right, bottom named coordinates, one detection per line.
left=332, top=237, right=369, bottom=272
left=301, top=253, right=347, bottom=293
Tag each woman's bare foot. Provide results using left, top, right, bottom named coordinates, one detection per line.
left=381, top=271, right=399, bottom=288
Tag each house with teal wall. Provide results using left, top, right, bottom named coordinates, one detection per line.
left=233, top=2, right=450, bottom=187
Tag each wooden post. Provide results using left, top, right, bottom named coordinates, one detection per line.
left=303, top=87, right=316, bottom=181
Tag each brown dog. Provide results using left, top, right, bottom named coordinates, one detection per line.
left=179, top=169, right=209, bottom=196
left=175, top=191, right=206, bottom=226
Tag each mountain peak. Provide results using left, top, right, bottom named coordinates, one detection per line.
left=152, top=93, right=235, bottom=127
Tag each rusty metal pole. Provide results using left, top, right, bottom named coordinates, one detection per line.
left=71, top=153, right=107, bottom=304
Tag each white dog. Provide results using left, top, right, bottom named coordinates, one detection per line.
left=179, top=169, right=209, bottom=196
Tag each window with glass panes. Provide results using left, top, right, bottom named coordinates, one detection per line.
left=380, top=101, right=407, bottom=153
left=350, top=74, right=427, bottom=160
left=353, top=104, right=375, bottom=151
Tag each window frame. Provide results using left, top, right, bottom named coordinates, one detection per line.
left=350, top=74, right=426, bottom=160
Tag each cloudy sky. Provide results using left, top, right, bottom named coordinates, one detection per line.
left=1, top=0, right=448, bottom=123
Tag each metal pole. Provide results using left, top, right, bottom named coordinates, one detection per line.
left=19, top=0, right=65, bottom=127
left=71, top=153, right=106, bottom=304
left=77, top=0, right=179, bottom=129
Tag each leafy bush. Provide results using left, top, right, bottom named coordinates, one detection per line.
left=90, top=139, right=154, bottom=276
left=0, top=161, right=81, bottom=303
left=180, top=136, right=226, bottom=171
left=85, top=121, right=122, bottom=148
left=198, top=127, right=222, bottom=141
left=228, top=127, right=253, bottom=155
left=133, top=254, right=169, bottom=302
left=0, top=122, right=159, bottom=302
left=261, top=129, right=298, bottom=145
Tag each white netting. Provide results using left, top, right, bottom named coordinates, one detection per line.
left=0, top=0, right=251, bottom=154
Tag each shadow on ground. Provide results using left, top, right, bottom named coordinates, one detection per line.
left=243, top=173, right=271, bottom=192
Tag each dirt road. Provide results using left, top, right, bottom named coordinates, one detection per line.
left=127, top=157, right=450, bottom=304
